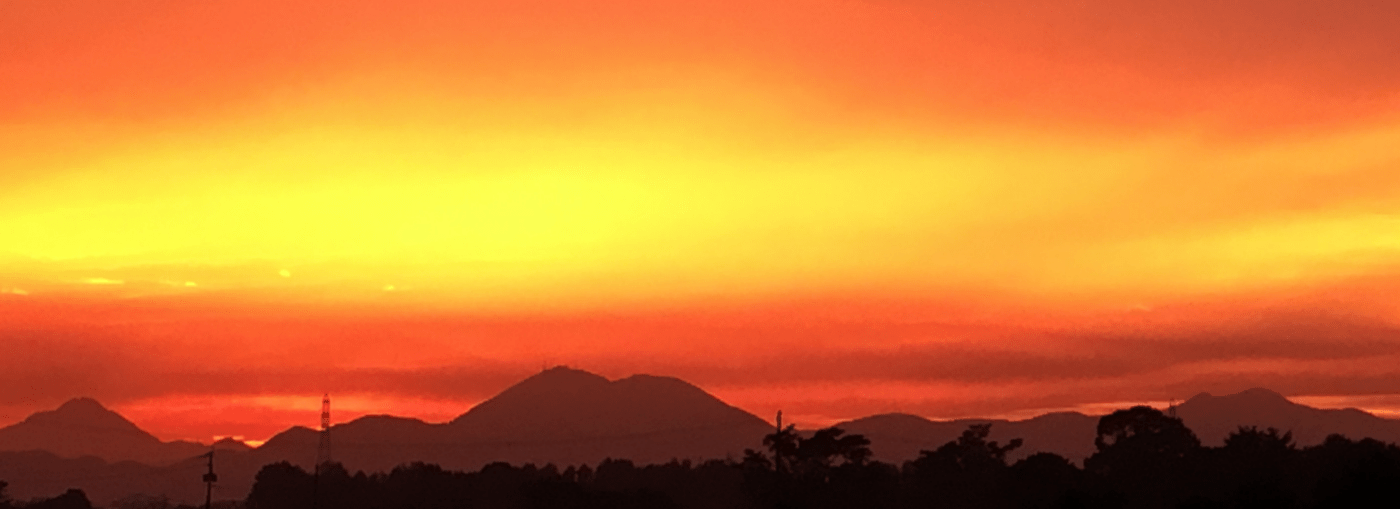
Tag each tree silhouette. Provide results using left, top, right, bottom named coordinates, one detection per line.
left=110, top=494, right=174, bottom=509
left=1224, top=426, right=1294, bottom=455
left=745, top=426, right=881, bottom=509
left=1306, top=434, right=1400, bottom=507
left=22, top=489, right=93, bottom=509
left=214, top=403, right=1399, bottom=509
left=753, top=425, right=874, bottom=480
left=908, top=423, right=1023, bottom=476
left=1008, top=453, right=1087, bottom=509
left=1211, top=426, right=1298, bottom=508
left=1085, top=406, right=1202, bottom=508
left=903, top=423, right=1024, bottom=509
left=247, top=462, right=314, bottom=509
left=1091, top=406, right=1200, bottom=456
left=796, top=427, right=872, bottom=470
left=740, top=448, right=773, bottom=472
left=762, top=424, right=801, bottom=475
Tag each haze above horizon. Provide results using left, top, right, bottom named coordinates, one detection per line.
left=3, top=0, right=1400, bottom=443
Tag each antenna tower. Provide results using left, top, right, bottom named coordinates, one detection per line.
left=317, top=394, right=332, bottom=469
left=201, top=449, right=217, bottom=509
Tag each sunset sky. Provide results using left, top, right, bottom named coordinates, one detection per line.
left=3, top=0, right=1400, bottom=444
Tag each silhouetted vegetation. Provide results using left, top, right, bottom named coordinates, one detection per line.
left=234, top=405, right=1400, bottom=509
left=0, top=489, right=93, bottom=509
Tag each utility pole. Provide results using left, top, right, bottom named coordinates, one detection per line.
left=314, top=394, right=331, bottom=509
left=201, top=449, right=217, bottom=509
left=774, top=410, right=785, bottom=474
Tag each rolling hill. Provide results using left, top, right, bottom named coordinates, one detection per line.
left=0, top=398, right=209, bottom=466
left=2, top=374, right=1397, bottom=506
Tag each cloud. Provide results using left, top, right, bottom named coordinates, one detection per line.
left=4, top=0, right=1398, bottom=134
left=81, top=277, right=124, bottom=285
left=1, top=289, right=1397, bottom=426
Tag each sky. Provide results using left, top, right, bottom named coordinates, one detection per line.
left=2, top=0, right=1400, bottom=444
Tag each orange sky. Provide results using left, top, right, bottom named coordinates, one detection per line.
left=2, top=0, right=1400, bottom=444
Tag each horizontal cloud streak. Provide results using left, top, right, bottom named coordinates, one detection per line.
left=3, top=0, right=1398, bottom=132
left=3, top=284, right=1398, bottom=439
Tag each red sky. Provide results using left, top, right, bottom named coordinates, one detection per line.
left=2, top=0, right=1399, bottom=444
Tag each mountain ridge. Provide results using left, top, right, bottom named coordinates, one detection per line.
left=0, top=397, right=209, bottom=466
left=4, top=375, right=1399, bottom=507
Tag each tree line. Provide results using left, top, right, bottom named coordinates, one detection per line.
left=0, top=483, right=92, bottom=509
left=244, top=406, right=1399, bottom=509
left=5, top=405, right=1399, bottom=508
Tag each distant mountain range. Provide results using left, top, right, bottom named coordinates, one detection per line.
left=251, top=367, right=772, bottom=474
left=0, top=398, right=211, bottom=465
left=1, top=367, right=1397, bottom=506
left=838, top=388, right=1400, bottom=465
left=838, top=411, right=1100, bottom=465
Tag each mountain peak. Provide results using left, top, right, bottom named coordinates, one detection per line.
left=1172, top=387, right=1392, bottom=447
left=449, top=366, right=771, bottom=444
left=55, top=397, right=112, bottom=414
left=614, top=373, right=700, bottom=391
left=1233, top=387, right=1290, bottom=402
left=846, top=413, right=933, bottom=425
left=529, top=365, right=611, bottom=383
left=0, top=397, right=210, bottom=466
left=28, top=398, right=139, bottom=431
left=1184, top=388, right=1292, bottom=407
left=212, top=437, right=253, bottom=451
left=480, top=366, right=613, bottom=399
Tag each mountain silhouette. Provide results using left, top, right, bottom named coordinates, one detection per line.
left=212, top=437, right=254, bottom=453
left=838, top=411, right=1100, bottom=464
left=841, top=388, right=1400, bottom=465
left=442, top=367, right=773, bottom=467
left=1176, top=387, right=1400, bottom=446
left=253, top=415, right=445, bottom=474
left=2, top=380, right=1398, bottom=506
left=449, top=367, right=770, bottom=442
left=0, top=450, right=217, bottom=507
left=0, top=398, right=208, bottom=466
left=256, top=367, right=773, bottom=473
